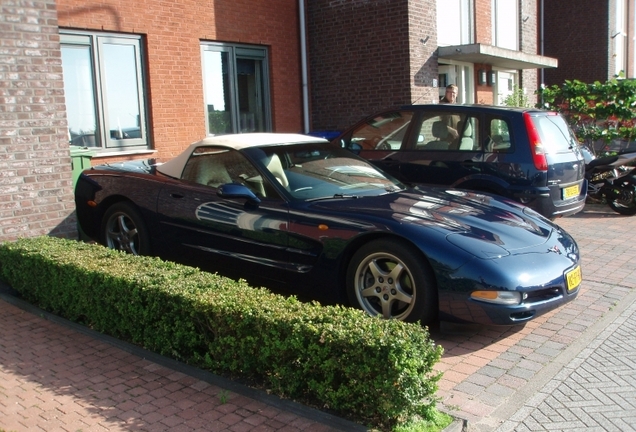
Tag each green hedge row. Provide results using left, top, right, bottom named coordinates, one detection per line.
left=0, top=236, right=443, bottom=429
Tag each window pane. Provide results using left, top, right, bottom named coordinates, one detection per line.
left=237, top=58, right=265, bottom=132
left=494, top=0, right=518, bottom=50
left=61, top=45, right=97, bottom=147
left=203, top=50, right=233, bottom=135
left=488, top=118, right=512, bottom=152
left=437, top=0, right=461, bottom=46
left=351, top=111, right=412, bottom=150
left=101, top=42, right=143, bottom=143
left=437, top=0, right=471, bottom=45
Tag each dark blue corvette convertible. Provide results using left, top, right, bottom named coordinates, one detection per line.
left=75, top=133, right=582, bottom=325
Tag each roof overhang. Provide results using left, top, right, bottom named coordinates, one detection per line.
left=437, top=43, right=558, bottom=70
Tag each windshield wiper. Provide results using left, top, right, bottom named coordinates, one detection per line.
left=307, top=193, right=360, bottom=202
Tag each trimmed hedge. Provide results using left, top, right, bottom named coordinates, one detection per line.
left=0, top=236, right=443, bottom=429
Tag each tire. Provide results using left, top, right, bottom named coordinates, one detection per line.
left=346, top=239, right=437, bottom=324
left=100, top=202, right=151, bottom=255
left=607, top=183, right=636, bottom=215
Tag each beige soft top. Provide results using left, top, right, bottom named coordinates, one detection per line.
left=156, top=133, right=326, bottom=178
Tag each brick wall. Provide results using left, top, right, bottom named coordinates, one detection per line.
left=306, top=0, right=438, bottom=131
left=543, top=0, right=609, bottom=85
left=475, top=0, right=492, bottom=44
left=520, top=0, right=538, bottom=105
left=0, top=0, right=77, bottom=242
left=56, top=0, right=304, bottom=160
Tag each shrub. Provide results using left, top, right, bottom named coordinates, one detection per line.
left=538, top=76, right=636, bottom=155
left=0, top=236, right=444, bottom=430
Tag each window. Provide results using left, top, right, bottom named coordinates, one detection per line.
left=487, top=118, right=513, bottom=152
left=492, top=0, right=518, bottom=51
left=494, top=70, right=518, bottom=105
left=345, top=111, right=413, bottom=150
left=437, top=0, right=473, bottom=46
left=416, top=113, right=479, bottom=151
left=201, top=43, right=271, bottom=135
left=181, top=147, right=282, bottom=199
left=614, top=0, right=627, bottom=75
left=60, top=31, right=149, bottom=152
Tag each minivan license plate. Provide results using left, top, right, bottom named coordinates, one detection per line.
left=566, top=266, right=581, bottom=292
left=562, top=185, right=579, bottom=199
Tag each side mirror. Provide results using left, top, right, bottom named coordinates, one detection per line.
left=217, top=183, right=261, bottom=204
left=345, top=142, right=362, bottom=155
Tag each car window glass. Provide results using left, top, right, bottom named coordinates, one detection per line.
left=181, top=147, right=279, bottom=198
left=486, top=118, right=513, bottom=153
left=246, top=143, right=405, bottom=201
left=349, top=111, right=413, bottom=150
left=415, top=112, right=477, bottom=151
left=531, top=114, right=578, bottom=153
left=458, top=116, right=480, bottom=151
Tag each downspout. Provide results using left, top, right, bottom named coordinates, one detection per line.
left=540, top=0, right=545, bottom=104
left=299, top=0, right=310, bottom=133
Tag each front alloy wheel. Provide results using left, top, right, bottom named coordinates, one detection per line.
left=346, top=239, right=436, bottom=323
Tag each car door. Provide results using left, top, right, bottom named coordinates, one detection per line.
left=154, top=146, right=291, bottom=286
left=373, top=110, right=485, bottom=188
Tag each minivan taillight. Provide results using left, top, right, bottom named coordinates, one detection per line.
left=523, top=112, right=548, bottom=171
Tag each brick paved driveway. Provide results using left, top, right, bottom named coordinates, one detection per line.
left=1, top=203, right=635, bottom=431
left=0, top=292, right=363, bottom=432
left=431, top=203, right=636, bottom=430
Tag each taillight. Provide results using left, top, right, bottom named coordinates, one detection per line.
left=523, top=112, right=548, bottom=171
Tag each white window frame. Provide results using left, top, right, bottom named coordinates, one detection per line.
left=60, top=30, right=149, bottom=152
left=436, top=0, right=474, bottom=46
left=201, top=42, right=272, bottom=136
left=492, top=0, right=519, bottom=51
left=614, top=0, right=628, bottom=75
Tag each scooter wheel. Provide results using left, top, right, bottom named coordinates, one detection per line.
left=607, top=184, right=636, bottom=215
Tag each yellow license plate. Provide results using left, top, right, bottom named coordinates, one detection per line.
left=562, top=185, right=579, bottom=199
left=566, top=266, right=582, bottom=292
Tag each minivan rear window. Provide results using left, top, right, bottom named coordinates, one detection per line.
left=530, top=114, right=578, bottom=153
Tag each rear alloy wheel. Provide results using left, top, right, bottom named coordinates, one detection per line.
left=607, top=183, right=636, bottom=215
left=101, top=202, right=151, bottom=255
left=346, top=239, right=437, bottom=324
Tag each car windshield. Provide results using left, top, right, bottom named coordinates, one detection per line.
left=244, top=142, right=405, bottom=201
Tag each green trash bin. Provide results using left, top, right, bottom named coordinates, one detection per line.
left=69, top=145, right=96, bottom=188
left=69, top=145, right=96, bottom=241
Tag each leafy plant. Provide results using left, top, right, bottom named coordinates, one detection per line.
left=502, top=86, right=531, bottom=108
left=537, top=75, right=636, bottom=155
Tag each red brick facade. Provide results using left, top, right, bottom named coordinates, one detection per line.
left=306, top=0, right=438, bottom=131
left=57, top=0, right=305, bottom=161
left=0, top=0, right=77, bottom=242
left=542, top=0, right=610, bottom=85
left=307, top=0, right=544, bottom=131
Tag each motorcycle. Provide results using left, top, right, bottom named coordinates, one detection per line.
left=581, top=146, right=636, bottom=215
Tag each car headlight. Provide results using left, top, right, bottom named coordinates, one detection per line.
left=471, top=290, right=522, bottom=305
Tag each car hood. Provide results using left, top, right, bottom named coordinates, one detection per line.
left=311, top=187, right=556, bottom=256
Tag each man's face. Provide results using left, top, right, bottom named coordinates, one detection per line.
left=445, top=88, right=458, bottom=103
